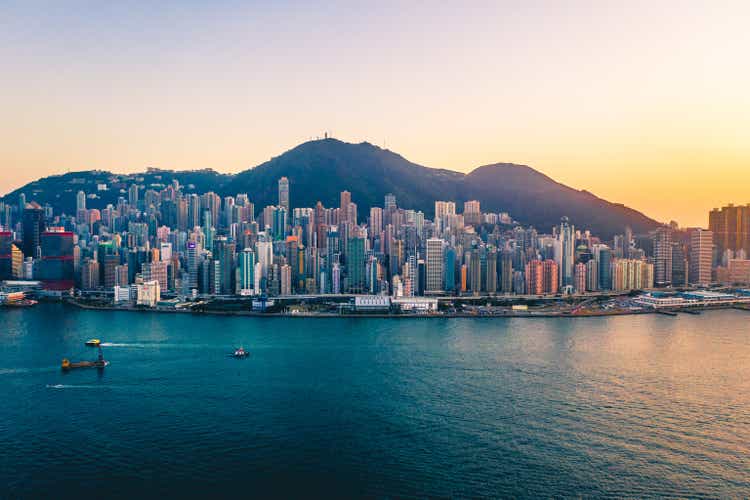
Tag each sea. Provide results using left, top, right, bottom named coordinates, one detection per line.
left=1, top=304, right=749, bottom=498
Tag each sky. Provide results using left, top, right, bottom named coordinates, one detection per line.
left=1, top=0, right=748, bottom=227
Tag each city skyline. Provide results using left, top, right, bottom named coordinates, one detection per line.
left=5, top=171, right=749, bottom=304
left=2, top=1, right=750, bottom=227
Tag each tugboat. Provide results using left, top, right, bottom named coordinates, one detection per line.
left=85, top=339, right=101, bottom=346
left=62, top=346, right=108, bottom=370
left=230, top=346, right=250, bottom=358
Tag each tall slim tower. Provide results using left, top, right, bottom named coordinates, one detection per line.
left=76, top=190, right=87, bottom=221
left=689, top=228, right=713, bottom=285
left=278, top=177, right=290, bottom=213
left=557, top=217, right=575, bottom=288
left=340, top=191, right=352, bottom=223
left=425, top=238, right=445, bottom=293
left=653, top=226, right=673, bottom=286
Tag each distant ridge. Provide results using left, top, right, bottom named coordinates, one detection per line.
left=2, top=138, right=659, bottom=238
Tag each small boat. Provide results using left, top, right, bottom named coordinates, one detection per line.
left=62, top=347, right=108, bottom=370
left=85, top=339, right=101, bottom=346
left=230, top=346, right=249, bottom=358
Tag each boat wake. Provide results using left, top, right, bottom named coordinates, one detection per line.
left=99, top=342, right=216, bottom=349
left=46, top=384, right=107, bottom=389
left=0, top=367, right=57, bottom=376
left=99, top=342, right=146, bottom=348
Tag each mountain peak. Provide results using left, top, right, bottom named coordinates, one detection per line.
left=2, top=138, right=659, bottom=238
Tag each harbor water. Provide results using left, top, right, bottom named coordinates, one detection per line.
left=1, top=304, right=749, bottom=497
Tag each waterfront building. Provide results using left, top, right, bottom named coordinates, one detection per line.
left=114, top=285, right=131, bottom=303
left=425, top=238, right=444, bottom=293
left=500, top=252, right=513, bottom=293
left=709, top=204, right=750, bottom=259
left=652, top=226, right=673, bottom=286
left=11, top=244, right=23, bottom=279
left=574, top=262, right=586, bottom=294
left=238, top=248, right=255, bottom=293
left=0, top=231, right=12, bottom=280
left=688, top=228, right=713, bottom=286
left=136, top=280, right=160, bottom=307
left=38, top=230, right=75, bottom=290
left=542, top=259, right=559, bottom=294
left=280, top=264, right=292, bottom=295
left=597, top=246, right=613, bottom=290
left=727, top=259, right=750, bottom=284
left=671, top=243, right=688, bottom=287
left=556, top=217, right=575, bottom=288
left=81, top=259, right=100, bottom=290
left=585, top=259, right=598, bottom=292
left=22, top=203, right=44, bottom=258
left=525, top=260, right=543, bottom=295
left=142, top=261, right=168, bottom=292
left=347, top=236, right=366, bottom=293
left=444, top=247, right=456, bottom=293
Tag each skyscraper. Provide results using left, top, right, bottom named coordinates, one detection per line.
left=557, top=217, right=575, bottom=288
left=0, top=231, right=12, bottom=280
left=574, top=262, right=586, bottom=293
left=463, top=200, right=481, bottom=226
left=425, top=237, right=444, bottom=293
left=22, top=203, right=44, bottom=258
left=542, top=259, right=559, bottom=294
left=652, top=226, right=673, bottom=286
left=128, top=184, right=139, bottom=208
left=76, top=190, right=87, bottom=221
left=709, top=204, right=750, bottom=259
left=384, top=193, right=397, bottom=211
left=500, top=251, right=513, bottom=293
left=689, top=228, right=713, bottom=285
left=238, top=248, right=255, bottom=292
left=340, top=191, right=352, bottom=223
left=41, top=230, right=74, bottom=285
left=525, top=260, right=543, bottom=295
left=671, top=243, right=688, bottom=287
left=346, top=236, right=366, bottom=293
left=598, top=246, right=613, bottom=290
left=280, top=264, right=292, bottom=295
left=278, top=177, right=290, bottom=212
left=369, top=207, right=383, bottom=237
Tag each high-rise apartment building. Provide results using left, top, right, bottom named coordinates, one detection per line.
left=425, top=237, right=444, bottom=293
left=525, top=259, right=543, bottom=295
left=688, top=228, right=713, bottom=285
left=652, top=226, right=673, bottom=286
left=463, top=200, right=481, bottom=226
left=709, top=204, right=750, bottom=259
left=574, top=262, right=586, bottom=293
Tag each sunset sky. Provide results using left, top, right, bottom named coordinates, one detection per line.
left=1, top=0, right=748, bottom=227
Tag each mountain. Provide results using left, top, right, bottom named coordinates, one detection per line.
left=1, top=168, right=232, bottom=216
left=2, top=139, right=659, bottom=238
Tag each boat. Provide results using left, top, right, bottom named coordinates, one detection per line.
left=1, top=298, right=38, bottom=307
left=230, top=346, right=249, bottom=358
left=61, top=347, right=108, bottom=370
left=85, top=339, right=101, bottom=346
